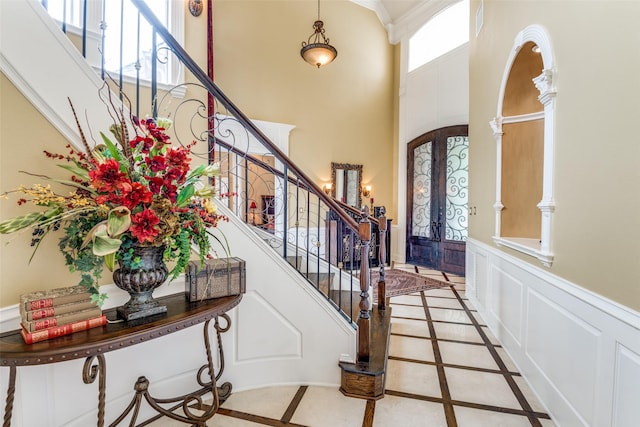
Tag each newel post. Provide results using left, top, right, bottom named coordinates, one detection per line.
left=357, top=205, right=371, bottom=364
left=377, top=207, right=387, bottom=311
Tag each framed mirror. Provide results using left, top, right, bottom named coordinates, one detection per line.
left=331, top=162, right=363, bottom=207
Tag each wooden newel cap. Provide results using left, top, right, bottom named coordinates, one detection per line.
left=359, top=221, right=371, bottom=241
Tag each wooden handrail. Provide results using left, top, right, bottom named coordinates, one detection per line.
left=130, top=0, right=359, bottom=233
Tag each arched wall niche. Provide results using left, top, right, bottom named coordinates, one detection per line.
left=490, top=24, right=556, bottom=267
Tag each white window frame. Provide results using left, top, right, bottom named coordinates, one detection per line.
left=408, top=0, right=469, bottom=72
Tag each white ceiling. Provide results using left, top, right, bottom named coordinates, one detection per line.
left=380, top=0, right=425, bottom=22
left=352, top=0, right=427, bottom=28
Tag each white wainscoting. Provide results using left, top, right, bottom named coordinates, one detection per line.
left=466, top=238, right=640, bottom=427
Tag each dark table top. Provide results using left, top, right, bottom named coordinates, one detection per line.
left=0, top=293, right=242, bottom=367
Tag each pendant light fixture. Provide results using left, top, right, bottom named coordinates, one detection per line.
left=300, top=0, right=337, bottom=68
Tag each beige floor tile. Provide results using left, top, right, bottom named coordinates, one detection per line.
left=385, top=359, right=442, bottom=398
left=391, top=316, right=431, bottom=337
left=480, top=326, right=501, bottom=345
left=389, top=334, right=435, bottom=362
left=373, top=394, right=447, bottom=427
left=207, top=415, right=268, bottom=426
left=390, top=304, right=427, bottom=320
left=495, top=346, right=519, bottom=372
left=220, top=385, right=300, bottom=419
left=513, top=375, right=550, bottom=414
left=438, top=341, right=499, bottom=370
left=429, top=307, right=472, bottom=324
left=290, top=386, right=367, bottom=427
left=432, top=321, right=484, bottom=344
left=454, top=406, right=533, bottom=426
left=423, top=288, right=455, bottom=298
left=389, top=294, right=423, bottom=306
left=426, top=296, right=464, bottom=309
left=445, top=367, right=521, bottom=409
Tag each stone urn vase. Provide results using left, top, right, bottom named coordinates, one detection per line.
left=113, top=244, right=169, bottom=321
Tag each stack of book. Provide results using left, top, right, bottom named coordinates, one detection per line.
left=19, top=285, right=106, bottom=344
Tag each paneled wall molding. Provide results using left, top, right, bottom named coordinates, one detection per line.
left=466, top=238, right=640, bottom=427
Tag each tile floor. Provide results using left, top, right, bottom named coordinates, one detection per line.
left=151, top=264, right=555, bottom=427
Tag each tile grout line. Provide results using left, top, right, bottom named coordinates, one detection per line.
left=388, top=355, right=521, bottom=376
left=450, top=286, right=544, bottom=427
left=420, top=290, right=458, bottom=426
left=280, top=385, right=308, bottom=424
left=384, top=389, right=551, bottom=419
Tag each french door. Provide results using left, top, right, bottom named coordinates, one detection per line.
left=407, top=125, right=468, bottom=276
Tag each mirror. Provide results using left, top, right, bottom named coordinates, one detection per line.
left=331, top=162, right=363, bottom=207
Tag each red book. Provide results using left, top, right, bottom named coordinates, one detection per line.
left=24, top=299, right=99, bottom=321
left=20, top=315, right=107, bottom=344
left=21, top=306, right=103, bottom=332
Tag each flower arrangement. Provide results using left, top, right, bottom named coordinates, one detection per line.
left=0, top=101, right=227, bottom=306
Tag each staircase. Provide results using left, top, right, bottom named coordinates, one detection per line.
left=2, top=0, right=392, bottom=401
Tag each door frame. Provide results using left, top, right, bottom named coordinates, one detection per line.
left=406, top=125, right=468, bottom=275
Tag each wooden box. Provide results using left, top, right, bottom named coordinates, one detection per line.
left=185, top=257, right=246, bottom=302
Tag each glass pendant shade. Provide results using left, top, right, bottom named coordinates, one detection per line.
left=300, top=19, right=337, bottom=68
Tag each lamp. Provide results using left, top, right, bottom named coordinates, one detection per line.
left=323, top=183, right=332, bottom=195
left=362, top=185, right=371, bottom=198
left=249, top=201, right=257, bottom=225
left=300, top=0, right=337, bottom=68
left=188, top=0, right=203, bottom=17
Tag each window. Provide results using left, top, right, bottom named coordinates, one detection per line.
left=408, top=0, right=469, bottom=72
left=44, top=0, right=184, bottom=88
left=103, top=0, right=183, bottom=86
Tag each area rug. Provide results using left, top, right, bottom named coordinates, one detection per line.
left=370, top=268, right=450, bottom=299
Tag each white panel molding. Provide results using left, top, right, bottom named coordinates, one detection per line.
left=489, top=266, right=524, bottom=347
left=467, top=238, right=640, bottom=427
left=235, top=290, right=303, bottom=362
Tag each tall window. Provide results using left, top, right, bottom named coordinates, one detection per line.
left=45, top=0, right=183, bottom=87
left=408, top=0, right=469, bottom=72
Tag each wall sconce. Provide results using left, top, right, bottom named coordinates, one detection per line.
left=188, top=0, right=203, bottom=17
left=323, top=183, right=332, bottom=195
left=362, top=185, right=371, bottom=198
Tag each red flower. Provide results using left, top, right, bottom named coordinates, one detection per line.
left=130, top=135, right=156, bottom=153
left=147, top=177, right=164, bottom=194
left=165, top=167, right=187, bottom=184
left=119, top=181, right=153, bottom=210
left=89, top=159, right=126, bottom=192
left=166, top=147, right=190, bottom=169
left=145, top=155, right=166, bottom=173
left=162, top=182, right=178, bottom=203
left=130, top=209, right=160, bottom=243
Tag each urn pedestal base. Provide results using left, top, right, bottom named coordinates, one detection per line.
left=116, top=291, right=167, bottom=321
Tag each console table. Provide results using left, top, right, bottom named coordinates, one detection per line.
left=0, top=292, right=242, bottom=427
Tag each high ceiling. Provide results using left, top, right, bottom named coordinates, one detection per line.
left=380, top=0, right=424, bottom=23
left=352, top=0, right=427, bottom=28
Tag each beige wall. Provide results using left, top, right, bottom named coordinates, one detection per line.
left=211, top=0, right=396, bottom=218
left=0, top=74, right=94, bottom=306
left=469, top=0, right=640, bottom=310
